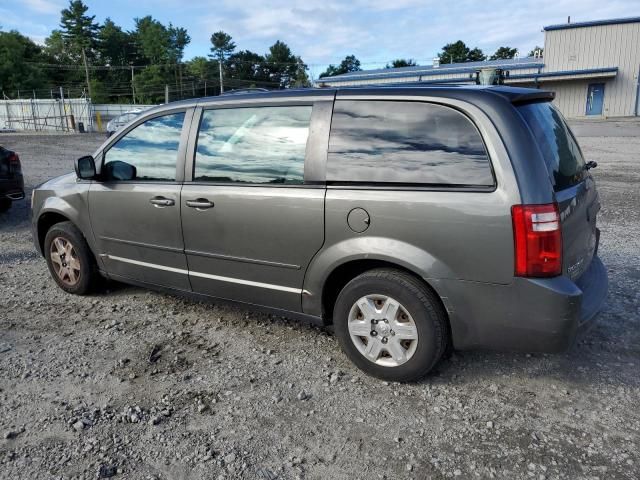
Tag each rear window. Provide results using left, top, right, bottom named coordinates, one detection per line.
left=327, top=100, right=494, bottom=187
left=517, top=102, right=586, bottom=191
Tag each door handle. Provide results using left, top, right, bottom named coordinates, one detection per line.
left=185, top=198, right=215, bottom=210
left=149, top=196, right=175, bottom=207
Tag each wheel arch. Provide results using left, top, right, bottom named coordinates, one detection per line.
left=36, top=211, right=72, bottom=255
left=319, top=258, right=450, bottom=328
left=36, top=206, right=98, bottom=265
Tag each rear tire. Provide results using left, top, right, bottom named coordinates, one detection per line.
left=44, top=221, right=98, bottom=295
left=0, top=198, right=11, bottom=212
left=333, top=268, right=449, bottom=382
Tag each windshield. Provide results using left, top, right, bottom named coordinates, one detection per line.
left=517, top=101, right=586, bottom=191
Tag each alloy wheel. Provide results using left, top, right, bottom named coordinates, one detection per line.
left=347, top=294, right=419, bottom=367
left=49, top=236, right=81, bottom=287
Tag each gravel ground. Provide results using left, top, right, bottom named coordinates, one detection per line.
left=0, top=126, right=639, bottom=480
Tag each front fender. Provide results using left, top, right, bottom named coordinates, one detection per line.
left=33, top=185, right=99, bottom=265
left=302, top=236, right=454, bottom=317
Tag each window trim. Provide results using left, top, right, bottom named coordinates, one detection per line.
left=326, top=99, right=497, bottom=190
left=185, top=101, right=326, bottom=187
left=98, top=107, right=193, bottom=184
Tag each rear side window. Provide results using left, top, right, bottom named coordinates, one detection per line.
left=194, top=106, right=312, bottom=184
left=517, top=102, right=586, bottom=191
left=327, top=100, right=494, bottom=186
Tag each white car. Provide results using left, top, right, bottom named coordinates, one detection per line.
left=106, top=110, right=143, bottom=137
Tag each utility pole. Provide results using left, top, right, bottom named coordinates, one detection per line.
left=218, top=59, right=224, bottom=94
left=165, top=85, right=169, bottom=104
left=130, top=65, right=136, bottom=105
left=204, top=80, right=207, bottom=96
left=59, top=87, right=66, bottom=131
left=82, top=48, right=93, bottom=100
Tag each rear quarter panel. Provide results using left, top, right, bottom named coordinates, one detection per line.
left=303, top=95, right=523, bottom=317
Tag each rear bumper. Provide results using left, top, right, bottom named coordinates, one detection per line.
left=431, top=255, right=608, bottom=352
left=0, top=176, right=24, bottom=201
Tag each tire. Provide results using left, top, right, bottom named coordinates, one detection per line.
left=333, top=268, right=449, bottom=382
left=44, top=221, right=98, bottom=295
left=0, top=198, right=11, bottom=212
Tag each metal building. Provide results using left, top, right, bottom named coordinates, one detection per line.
left=315, top=16, right=640, bottom=118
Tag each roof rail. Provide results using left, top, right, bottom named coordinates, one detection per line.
left=220, top=88, right=271, bottom=96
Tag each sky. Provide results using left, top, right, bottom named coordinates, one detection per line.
left=1, top=0, right=638, bottom=79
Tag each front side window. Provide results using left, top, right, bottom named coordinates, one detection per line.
left=194, top=106, right=312, bottom=184
left=104, top=112, right=185, bottom=181
left=327, top=100, right=494, bottom=186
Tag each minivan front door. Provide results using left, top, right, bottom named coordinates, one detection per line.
left=89, top=110, right=192, bottom=290
left=180, top=104, right=325, bottom=311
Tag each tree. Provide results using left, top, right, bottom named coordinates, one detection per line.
left=438, top=41, right=486, bottom=64
left=0, top=30, right=48, bottom=96
left=168, top=25, right=190, bottom=96
left=209, top=31, right=235, bottom=93
left=96, top=19, right=136, bottom=102
left=291, top=56, right=311, bottom=88
left=226, top=50, right=268, bottom=84
left=468, top=47, right=486, bottom=61
left=528, top=46, right=544, bottom=57
left=319, top=54, right=361, bottom=78
left=59, top=0, right=100, bottom=57
left=186, top=56, right=217, bottom=95
left=42, top=30, right=83, bottom=90
left=97, top=18, right=134, bottom=66
left=385, top=58, right=417, bottom=69
left=59, top=0, right=100, bottom=98
left=490, top=46, right=518, bottom=60
left=187, top=56, right=214, bottom=81
left=265, top=40, right=298, bottom=88
left=133, top=65, right=166, bottom=103
left=134, top=16, right=171, bottom=64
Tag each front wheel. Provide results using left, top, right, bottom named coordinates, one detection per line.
left=333, top=269, right=449, bottom=382
left=44, top=221, right=98, bottom=295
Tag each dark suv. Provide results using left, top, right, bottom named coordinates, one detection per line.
left=0, top=146, right=25, bottom=212
left=31, top=86, right=608, bottom=381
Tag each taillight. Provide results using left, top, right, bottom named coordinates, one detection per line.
left=511, top=203, right=562, bottom=277
left=8, top=153, right=21, bottom=174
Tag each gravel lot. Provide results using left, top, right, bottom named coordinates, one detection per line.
left=1, top=124, right=639, bottom=480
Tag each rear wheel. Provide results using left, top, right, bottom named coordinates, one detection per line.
left=44, top=221, right=98, bottom=295
left=333, top=269, right=449, bottom=382
left=0, top=198, right=11, bottom=212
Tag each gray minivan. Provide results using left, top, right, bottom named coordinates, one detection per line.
left=31, top=86, right=608, bottom=381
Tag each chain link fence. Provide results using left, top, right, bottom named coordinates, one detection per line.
left=0, top=98, right=156, bottom=133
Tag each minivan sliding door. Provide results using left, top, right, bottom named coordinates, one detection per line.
left=180, top=101, right=329, bottom=312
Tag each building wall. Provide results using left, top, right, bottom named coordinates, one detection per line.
left=544, top=22, right=640, bottom=117
left=539, top=80, right=594, bottom=118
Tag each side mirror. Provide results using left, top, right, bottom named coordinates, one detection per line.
left=75, top=155, right=96, bottom=180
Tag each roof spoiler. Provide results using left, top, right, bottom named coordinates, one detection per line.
left=509, top=90, right=555, bottom=105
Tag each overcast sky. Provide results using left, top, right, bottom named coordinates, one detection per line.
left=2, top=0, right=638, bottom=79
